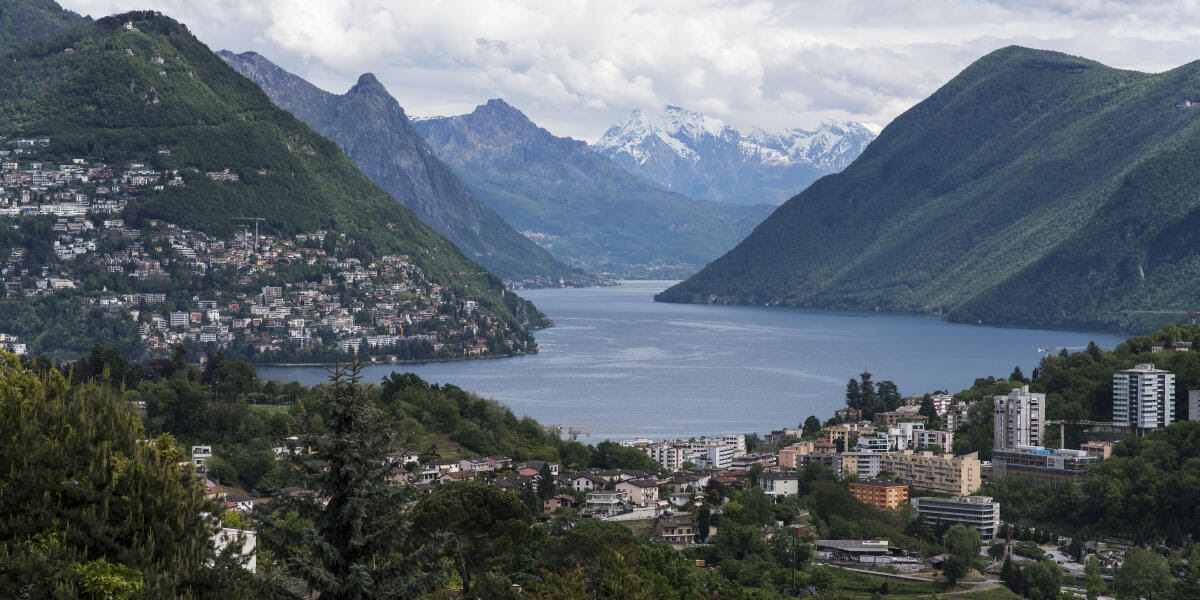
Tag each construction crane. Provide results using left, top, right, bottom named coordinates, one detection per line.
left=1037, top=345, right=1085, bottom=356
left=1046, top=419, right=1120, bottom=449
left=231, top=217, right=266, bottom=255
left=553, top=424, right=643, bottom=441
left=1130, top=309, right=1200, bottom=324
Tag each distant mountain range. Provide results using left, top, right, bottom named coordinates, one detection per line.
left=411, top=100, right=774, bottom=277
left=219, top=50, right=587, bottom=285
left=594, top=106, right=875, bottom=205
left=658, top=46, right=1200, bottom=332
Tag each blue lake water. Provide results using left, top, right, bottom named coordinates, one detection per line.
left=257, top=280, right=1126, bottom=441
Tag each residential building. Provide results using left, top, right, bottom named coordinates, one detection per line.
left=848, top=480, right=909, bottom=510
left=1113, top=363, right=1175, bottom=431
left=777, top=441, right=815, bottom=468
left=879, top=450, right=981, bottom=496
left=759, top=472, right=799, bottom=499
left=911, top=495, right=1000, bottom=540
left=694, top=442, right=737, bottom=469
left=912, top=429, right=954, bottom=453
left=584, top=490, right=628, bottom=516
left=991, top=445, right=1098, bottom=488
left=855, top=434, right=890, bottom=453
left=874, top=411, right=929, bottom=428
left=191, top=445, right=212, bottom=470
left=645, top=442, right=686, bottom=470
left=797, top=452, right=842, bottom=473
left=943, top=400, right=978, bottom=433
left=1190, top=390, right=1200, bottom=422
left=1080, top=440, right=1115, bottom=461
left=615, top=478, right=660, bottom=507
left=993, top=385, right=1045, bottom=449
left=656, top=515, right=697, bottom=544
left=840, top=451, right=882, bottom=480
left=930, top=393, right=954, bottom=417
left=543, top=494, right=577, bottom=514
left=720, top=434, right=747, bottom=456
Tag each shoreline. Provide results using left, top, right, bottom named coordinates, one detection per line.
left=252, top=350, right=533, bottom=369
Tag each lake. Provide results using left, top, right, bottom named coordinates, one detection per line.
left=257, top=280, right=1127, bottom=441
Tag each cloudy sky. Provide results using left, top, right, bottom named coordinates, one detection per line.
left=59, top=0, right=1200, bottom=141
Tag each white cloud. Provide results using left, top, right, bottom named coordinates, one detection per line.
left=61, top=0, right=1200, bottom=141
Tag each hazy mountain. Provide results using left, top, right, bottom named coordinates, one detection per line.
left=0, top=0, right=87, bottom=54
left=412, top=100, right=773, bottom=277
left=219, top=50, right=586, bottom=284
left=594, top=105, right=875, bottom=205
left=658, top=46, right=1200, bottom=331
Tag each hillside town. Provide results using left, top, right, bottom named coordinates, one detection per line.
left=188, top=359, right=1200, bottom=594
left=0, top=144, right=535, bottom=361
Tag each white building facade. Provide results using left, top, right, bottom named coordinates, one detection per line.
left=1113, top=363, right=1175, bottom=430
left=993, top=385, right=1045, bottom=449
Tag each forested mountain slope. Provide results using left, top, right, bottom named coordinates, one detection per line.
left=659, top=47, right=1200, bottom=331
left=219, top=50, right=587, bottom=285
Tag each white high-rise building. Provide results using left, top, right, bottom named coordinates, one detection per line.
left=1113, top=364, right=1175, bottom=430
left=993, top=385, right=1045, bottom=449
left=1189, top=390, right=1200, bottom=422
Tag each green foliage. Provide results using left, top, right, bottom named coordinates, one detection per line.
left=411, top=481, right=536, bottom=597
left=942, top=524, right=981, bottom=584
left=0, top=350, right=258, bottom=597
left=0, top=11, right=545, bottom=352
left=0, top=0, right=87, bottom=55
left=1022, top=560, right=1062, bottom=600
left=262, top=356, right=446, bottom=600
left=1114, top=547, right=1174, bottom=600
left=660, top=46, right=1200, bottom=331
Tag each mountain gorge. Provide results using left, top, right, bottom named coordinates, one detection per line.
left=219, top=50, right=586, bottom=285
left=658, top=46, right=1200, bottom=331
left=594, top=106, right=875, bottom=205
left=412, top=100, right=774, bottom=276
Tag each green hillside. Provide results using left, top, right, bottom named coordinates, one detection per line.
left=0, top=0, right=87, bottom=54
left=0, top=11, right=547, bottom=357
left=658, top=47, right=1200, bottom=331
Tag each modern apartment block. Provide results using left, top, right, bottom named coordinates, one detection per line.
left=911, top=495, right=1001, bottom=540
left=991, top=445, right=1098, bottom=488
left=840, top=451, right=882, bottom=480
left=879, top=450, right=981, bottom=496
left=848, top=480, right=909, bottom=510
left=993, top=385, right=1045, bottom=449
left=1189, top=390, right=1200, bottom=422
left=1113, top=363, right=1175, bottom=431
left=913, top=429, right=954, bottom=453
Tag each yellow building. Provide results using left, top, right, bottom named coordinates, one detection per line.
left=879, top=450, right=980, bottom=496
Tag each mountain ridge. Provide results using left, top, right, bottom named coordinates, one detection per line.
left=594, top=105, right=875, bottom=205
left=411, top=100, right=774, bottom=277
left=219, top=50, right=584, bottom=284
left=658, top=46, right=1200, bottom=331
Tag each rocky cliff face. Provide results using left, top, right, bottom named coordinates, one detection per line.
left=220, top=51, right=582, bottom=284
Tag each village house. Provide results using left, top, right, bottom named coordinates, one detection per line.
left=543, top=494, right=578, bottom=514
left=656, top=515, right=698, bottom=544
left=615, top=478, right=660, bottom=507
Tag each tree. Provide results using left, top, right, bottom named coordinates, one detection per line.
left=1024, top=560, right=1061, bottom=600
left=537, top=461, right=556, bottom=501
left=942, top=524, right=981, bottom=584
left=1086, top=340, right=1103, bottom=361
left=1001, top=555, right=1023, bottom=595
left=1115, top=547, right=1174, bottom=600
left=803, top=415, right=822, bottom=437
left=988, top=542, right=1006, bottom=561
left=411, top=481, right=536, bottom=598
left=0, top=351, right=258, bottom=597
left=1084, top=555, right=1107, bottom=600
left=1009, top=365, right=1026, bottom=383
left=845, top=379, right=861, bottom=411
left=697, top=505, right=711, bottom=542
left=918, top=395, right=942, bottom=429
left=265, top=356, right=445, bottom=600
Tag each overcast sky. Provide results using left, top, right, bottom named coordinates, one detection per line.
left=59, top=0, right=1200, bottom=141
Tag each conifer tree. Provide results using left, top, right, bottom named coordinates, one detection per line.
left=265, top=355, right=445, bottom=600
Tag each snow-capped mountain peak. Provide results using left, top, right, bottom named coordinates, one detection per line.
left=593, top=106, right=876, bottom=205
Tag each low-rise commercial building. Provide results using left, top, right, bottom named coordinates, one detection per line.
left=880, top=450, right=980, bottom=496
left=911, top=495, right=1000, bottom=540
left=991, top=445, right=1098, bottom=488
left=848, top=480, right=909, bottom=510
